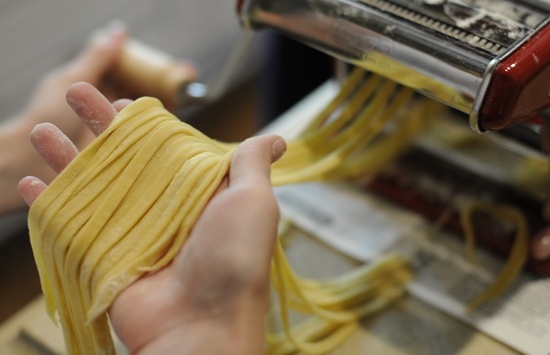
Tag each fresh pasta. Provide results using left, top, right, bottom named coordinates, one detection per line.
left=460, top=202, right=530, bottom=311
left=28, top=67, right=511, bottom=355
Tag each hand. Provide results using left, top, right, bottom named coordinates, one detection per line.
left=19, top=82, right=286, bottom=354
left=0, top=23, right=127, bottom=215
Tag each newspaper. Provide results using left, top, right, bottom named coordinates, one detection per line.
left=275, top=181, right=550, bottom=355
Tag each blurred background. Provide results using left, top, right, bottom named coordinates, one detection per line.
left=0, top=0, right=253, bottom=119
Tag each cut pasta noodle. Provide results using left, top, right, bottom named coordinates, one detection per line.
left=28, top=67, right=512, bottom=355
left=460, top=202, right=530, bottom=311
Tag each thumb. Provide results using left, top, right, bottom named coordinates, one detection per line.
left=229, top=135, right=286, bottom=188
left=71, top=21, right=127, bottom=80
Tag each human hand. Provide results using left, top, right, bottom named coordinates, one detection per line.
left=19, top=82, right=286, bottom=354
left=0, top=23, right=127, bottom=215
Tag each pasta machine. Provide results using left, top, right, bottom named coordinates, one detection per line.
left=237, top=0, right=550, bottom=275
left=237, top=0, right=550, bottom=132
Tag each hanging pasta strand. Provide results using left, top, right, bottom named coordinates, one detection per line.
left=266, top=239, right=412, bottom=354
left=459, top=202, right=530, bottom=311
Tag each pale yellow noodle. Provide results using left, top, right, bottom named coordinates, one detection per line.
left=460, top=202, right=530, bottom=311
left=28, top=69, right=448, bottom=354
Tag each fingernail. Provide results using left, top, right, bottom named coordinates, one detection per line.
left=92, top=20, right=125, bottom=45
left=106, top=20, right=126, bottom=35
left=271, top=138, right=286, bottom=163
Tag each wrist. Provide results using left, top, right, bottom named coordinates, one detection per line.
left=133, top=316, right=265, bottom=355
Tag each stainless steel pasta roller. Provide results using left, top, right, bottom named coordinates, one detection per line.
left=237, top=0, right=550, bottom=132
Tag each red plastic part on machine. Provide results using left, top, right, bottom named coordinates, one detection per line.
left=480, top=23, right=550, bottom=131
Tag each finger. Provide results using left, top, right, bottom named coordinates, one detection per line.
left=113, top=98, right=133, bottom=112
left=66, top=82, right=118, bottom=136
left=18, top=176, right=47, bottom=207
left=30, top=123, right=79, bottom=174
left=229, top=135, right=286, bottom=188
